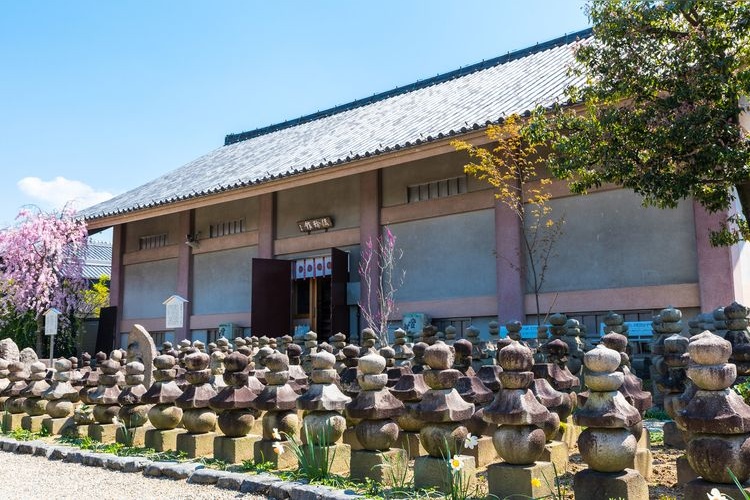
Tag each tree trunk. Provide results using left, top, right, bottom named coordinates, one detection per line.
left=35, top=313, right=44, bottom=357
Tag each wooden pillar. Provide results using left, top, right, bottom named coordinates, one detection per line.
left=495, top=199, right=525, bottom=322
left=693, top=201, right=738, bottom=310
left=175, top=210, right=194, bottom=342
left=258, top=192, right=274, bottom=259
left=110, top=224, right=126, bottom=335
left=359, top=170, right=381, bottom=338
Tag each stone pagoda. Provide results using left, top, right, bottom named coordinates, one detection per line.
left=116, top=361, right=151, bottom=446
left=88, top=355, right=123, bottom=443
left=676, top=331, right=750, bottom=499
left=251, top=351, right=300, bottom=470
left=346, top=352, right=406, bottom=483
left=573, top=344, right=647, bottom=500
left=723, top=301, right=750, bottom=383
left=143, top=353, right=186, bottom=451
left=175, top=351, right=218, bottom=458
left=209, top=352, right=261, bottom=463
left=2, top=361, right=28, bottom=431
left=296, top=350, right=352, bottom=474
left=413, top=341, right=475, bottom=492
left=483, top=341, right=556, bottom=499
left=42, top=358, right=80, bottom=435
left=21, top=361, right=51, bottom=432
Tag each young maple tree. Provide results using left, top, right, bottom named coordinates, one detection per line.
left=0, top=207, right=88, bottom=354
left=528, top=0, right=750, bottom=245
left=453, top=114, right=564, bottom=325
left=358, top=227, right=405, bottom=346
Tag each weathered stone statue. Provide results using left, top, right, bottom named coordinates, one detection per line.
left=676, top=331, right=750, bottom=499
left=296, top=350, right=352, bottom=474
left=143, top=354, right=185, bottom=451
left=88, top=354, right=123, bottom=443
left=483, top=341, right=557, bottom=499
left=573, top=344, right=648, bottom=500
left=2, top=361, right=29, bottom=431
left=42, top=358, right=79, bottom=435
left=116, top=361, right=151, bottom=446
left=723, top=302, right=750, bottom=382
left=413, top=341, right=475, bottom=492
left=209, top=352, right=261, bottom=463
left=251, top=351, right=299, bottom=470
left=175, top=351, right=218, bottom=458
left=21, top=361, right=50, bottom=432
left=346, top=352, right=406, bottom=483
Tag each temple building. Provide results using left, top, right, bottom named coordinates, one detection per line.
left=82, top=29, right=750, bottom=348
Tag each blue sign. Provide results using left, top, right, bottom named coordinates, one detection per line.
left=499, top=324, right=549, bottom=340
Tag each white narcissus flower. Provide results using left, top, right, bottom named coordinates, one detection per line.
left=449, top=456, right=463, bottom=471
left=706, top=489, right=727, bottom=500
left=272, top=442, right=284, bottom=455
left=464, top=433, right=479, bottom=450
left=272, top=427, right=282, bottom=440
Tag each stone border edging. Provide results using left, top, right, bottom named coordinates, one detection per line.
left=0, top=436, right=363, bottom=500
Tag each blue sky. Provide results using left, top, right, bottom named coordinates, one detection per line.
left=0, top=1, right=589, bottom=231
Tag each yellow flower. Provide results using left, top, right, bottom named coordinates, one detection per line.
left=531, top=478, right=542, bottom=488
left=449, top=456, right=463, bottom=471
left=272, top=427, right=282, bottom=440
left=272, top=442, right=284, bottom=455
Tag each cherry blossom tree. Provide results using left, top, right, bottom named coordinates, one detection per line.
left=0, top=207, right=88, bottom=354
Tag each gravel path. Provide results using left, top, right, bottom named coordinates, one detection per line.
left=0, top=452, right=266, bottom=500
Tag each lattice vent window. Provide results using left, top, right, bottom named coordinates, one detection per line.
left=139, top=233, right=168, bottom=250
left=407, top=175, right=468, bottom=203
left=209, top=218, right=246, bottom=238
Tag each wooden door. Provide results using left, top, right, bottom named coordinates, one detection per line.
left=251, top=258, right=292, bottom=338
left=330, top=247, right=349, bottom=339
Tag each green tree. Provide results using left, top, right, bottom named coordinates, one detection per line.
left=453, top=115, right=564, bottom=325
left=529, top=0, right=750, bottom=244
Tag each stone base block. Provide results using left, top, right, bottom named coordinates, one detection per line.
left=343, top=427, right=363, bottom=451
left=637, top=428, right=651, bottom=450
left=677, top=454, right=699, bottom=485
left=487, top=461, right=555, bottom=500
left=42, top=417, right=75, bottom=436
left=63, top=424, right=89, bottom=439
left=350, top=448, right=408, bottom=484
left=573, top=468, right=648, bottom=500
left=3, top=413, right=25, bottom=432
left=557, top=416, right=581, bottom=449
left=176, top=432, right=217, bottom=458
left=89, top=423, right=119, bottom=443
left=251, top=412, right=264, bottom=436
left=684, top=478, right=750, bottom=500
left=631, top=447, right=653, bottom=481
left=213, top=434, right=261, bottom=464
left=395, top=431, right=426, bottom=459
left=299, top=443, right=351, bottom=475
left=0, top=396, right=8, bottom=412
left=116, top=425, right=149, bottom=447
left=663, top=421, right=686, bottom=449
left=144, top=428, right=185, bottom=452
left=463, top=436, right=497, bottom=468
left=254, top=439, right=298, bottom=470
left=21, top=415, right=46, bottom=433
left=541, top=440, right=569, bottom=474
left=414, top=454, right=476, bottom=493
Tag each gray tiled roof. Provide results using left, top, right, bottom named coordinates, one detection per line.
left=83, top=29, right=590, bottom=221
left=83, top=240, right=111, bottom=279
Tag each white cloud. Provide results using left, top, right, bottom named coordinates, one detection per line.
left=17, top=176, right=114, bottom=211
